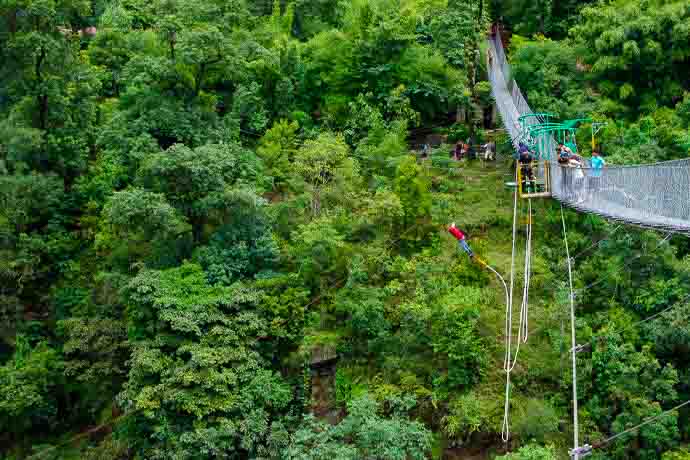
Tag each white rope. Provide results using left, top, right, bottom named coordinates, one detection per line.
left=561, top=204, right=581, bottom=459
left=505, top=198, right=533, bottom=373
left=504, top=168, right=519, bottom=369
left=519, top=198, right=533, bottom=344
left=501, top=170, right=520, bottom=442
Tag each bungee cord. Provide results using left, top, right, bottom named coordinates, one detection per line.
left=561, top=204, right=582, bottom=459
left=500, top=168, right=519, bottom=442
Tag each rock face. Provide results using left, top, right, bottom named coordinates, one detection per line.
left=308, top=344, right=340, bottom=423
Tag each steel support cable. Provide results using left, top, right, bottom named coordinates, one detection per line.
left=536, top=227, right=669, bottom=306
left=521, top=199, right=533, bottom=342
left=561, top=204, right=581, bottom=460
left=505, top=169, right=519, bottom=369
left=573, top=399, right=690, bottom=457
left=570, top=293, right=690, bottom=354
left=516, top=285, right=690, bottom=355
left=594, top=399, right=690, bottom=449
left=572, top=232, right=673, bottom=297
left=567, top=224, right=623, bottom=265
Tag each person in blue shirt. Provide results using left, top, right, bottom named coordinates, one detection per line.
left=590, top=150, right=605, bottom=176
left=587, top=150, right=606, bottom=199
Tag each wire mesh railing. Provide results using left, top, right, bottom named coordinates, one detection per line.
left=487, top=30, right=690, bottom=233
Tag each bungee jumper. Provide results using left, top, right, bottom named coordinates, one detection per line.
left=448, top=222, right=475, bottom=258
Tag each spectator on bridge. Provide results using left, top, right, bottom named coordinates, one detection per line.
left=558, top=142, right=573, bottom=162
left=586, top=150, right=605, bottom=200
left=590, top=150, right=605, bottom=175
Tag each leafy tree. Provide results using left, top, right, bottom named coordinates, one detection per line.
left=290, top=216, right=348, bottom=292
left=584, top=333, right=681, bottom=459
left=495, top=443, right=558, bottom=460
left=292, top=0, right=341, bottom=39
left=121, top=263, right=293, bottom=458
left=284, top=394, right=432, bottom=460
left=193, top=190, right=279, bottom=285
left=664, top=449, right=690, bottom=460
left=643, top=302, right=690, bottom=369
left=59, top=317, right=128, bottom=394
left=431, top=304, right=487, bottom=389
left=137, top=142, right=264, bottom=232
left=294, top=131, right=359, bottom=216
left=96, top=188, right=191, bottom=269
left=257, top=119, right=300, bottom=192
left=0, top=337, right=63, bottom=441
left=573, top=0, right=690, bottom=113
left=0, top=0, right=101, bottom=183
left=393, top=155, right=431, bottom=243
left=442, top=391, right=495, bottom=444
left=510, top=36, right=594, bottom=120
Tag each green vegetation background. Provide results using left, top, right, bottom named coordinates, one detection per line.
left=1, top=0, right=690, bottom=458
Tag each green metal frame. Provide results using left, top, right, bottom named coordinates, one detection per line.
left=516, top=116, right=585, bottom=160
left=518, top=113, right=555, bottom=132
left=524, top=128, right=577, bottom=160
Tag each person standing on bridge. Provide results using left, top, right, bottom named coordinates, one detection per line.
left=587, top=150, right=605, bottom=200
left=558, top=142, right=574, bottom=163
left=518, top=143, right=536, bottom=192
left=590, top=150, right=605, bottom=175
left=558, top=143, right=581, bottom=200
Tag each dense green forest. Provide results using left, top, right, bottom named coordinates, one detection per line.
left=1, top=0, right=690, bottom=458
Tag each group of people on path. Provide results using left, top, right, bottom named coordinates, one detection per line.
left=420, top=140, right=496, bottom=162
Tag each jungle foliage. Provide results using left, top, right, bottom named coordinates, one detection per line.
left=1, top=0, right=689, bottom=459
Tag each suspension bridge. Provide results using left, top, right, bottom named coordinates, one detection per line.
left=485, top=27, right=690, bottom=459
left=487, top=30, right=690, bottom=234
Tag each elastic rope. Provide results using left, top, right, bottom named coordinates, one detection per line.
left=506, top=198, right=533, bottom=372
left=561, top=204, right=581, bottom=458
left=501, top=168, right=520, bottom=442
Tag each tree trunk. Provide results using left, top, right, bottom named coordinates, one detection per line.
left=311, top=190, right=321, bottom=217
left=195, top=63, right=206, bottom=96
left=35, top=46, right=48, bottom=131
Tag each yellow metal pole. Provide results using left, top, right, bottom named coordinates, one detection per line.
left=547, top=160, right=551, bottom=194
